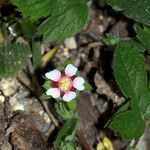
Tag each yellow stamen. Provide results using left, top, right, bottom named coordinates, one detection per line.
left=59, top=76, right=72, bottom=92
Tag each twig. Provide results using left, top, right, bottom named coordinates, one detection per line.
left=38, top=99, right=59, bottom=127
left=76, top=129, right=91, bottom=150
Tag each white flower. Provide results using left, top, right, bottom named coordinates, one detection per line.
left=45, top=64, right=85, bottom=102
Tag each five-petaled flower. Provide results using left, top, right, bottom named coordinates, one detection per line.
left=45, top=64, right=85, bottom=102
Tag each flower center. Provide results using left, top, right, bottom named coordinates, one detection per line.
left=58, top=76, right=72, bottom=92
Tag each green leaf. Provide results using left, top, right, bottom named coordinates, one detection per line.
left=55, top=118, right=78, bottom=147
left=21, top=18, right=36, bottom=39
left=11, top=0, right=55, bottom=21
left=67, top=100, right=76, bottom=111
left=109, top=110, right=145, bottom=139
left=55, top=101, right=75, bottom=120
left=103, top=33, right=120, bottom=46
left=64, top=59, right=73, bottom=67
left=57, top=58, right=73, bottom=71
left=113, top=41, right=147, bottom=106
left=135, top=25, right=150, bottom=52
left=40, top=93, right=51, bottom=100
left=130, top=41, right=146, bottom=53
left=37, top=0, right=88, bottom=41
left=32, top=42, right=42, bottom=68
left=107, top=0, right=150, bottom=25
left=0, top=42, right=30, bottom=77
left=84, top=82, right=92, bottom=90
left=111, top=41, right=149, bottom=139
left=42, top=80, right=51, bottom=90
left=115, top=101, right=130, bottom=115
left=139, top=91, right=150, bottom=120
left=60, top=142, right=76, bottom=150
left=0, top=31, right=4, bottom=44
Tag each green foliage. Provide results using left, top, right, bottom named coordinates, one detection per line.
left=21, top=18, right=36, bottom=39
left=11, top=0, right=88, bottom=41
left=103, top=33, right=120, bottom=46
left=41, top=80, right=52, bottom=100
left=32, top=42, right=42, bottom=68
left=110, top=110, right=145, bottom=139
left=0, top=31, right=4, bottom=44
left=0, top=42, right=30, bottom=77
left=55, top=118, right=78, bottom=148
left=37, top=0, right=88, bottom=41
left=113, top=41, right=147, bottom=106
left=135, top=25, right=150, bottom=52
left=111, top=41, right=150, bottom=139
left=139, top=92, right=150, bottom=120
left=42, top=80, right=51, bottom=90
left=55, top=101, right=76, bottom=120
left=107, top=0, right=150, bottom=25
left=115, top=102, right=130, bottom=115
left=11, top=0, right=55, bottom=21
left=57, top=58, right=73, bottom=71
left=84, top=82, right=92, bottom=90
left=60, top=142, right=76, bottom=150
left=40, top=93, right=51, bottom=100
left=67, top=100, right=77, bottom=111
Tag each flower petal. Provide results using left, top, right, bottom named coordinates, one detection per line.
left=46, top=88, right=60, bottom=98
left=63, top=91, right=76, bottom=102
left=73, top=77, right=85, bottom=91
left=65, top=64, right=77, bottom=77
left=45, top=69, right=61, bottom=81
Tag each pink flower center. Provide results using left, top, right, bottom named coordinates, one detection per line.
left=58, top=76, right=72, bottom=92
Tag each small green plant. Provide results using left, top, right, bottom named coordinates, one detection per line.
left=42, top=59, right=91, bottom=148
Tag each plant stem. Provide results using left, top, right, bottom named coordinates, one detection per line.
left=77, top=129, right=91, bottom=150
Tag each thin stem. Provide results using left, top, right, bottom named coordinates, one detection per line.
left=77, top=129, right=91, bottom=150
